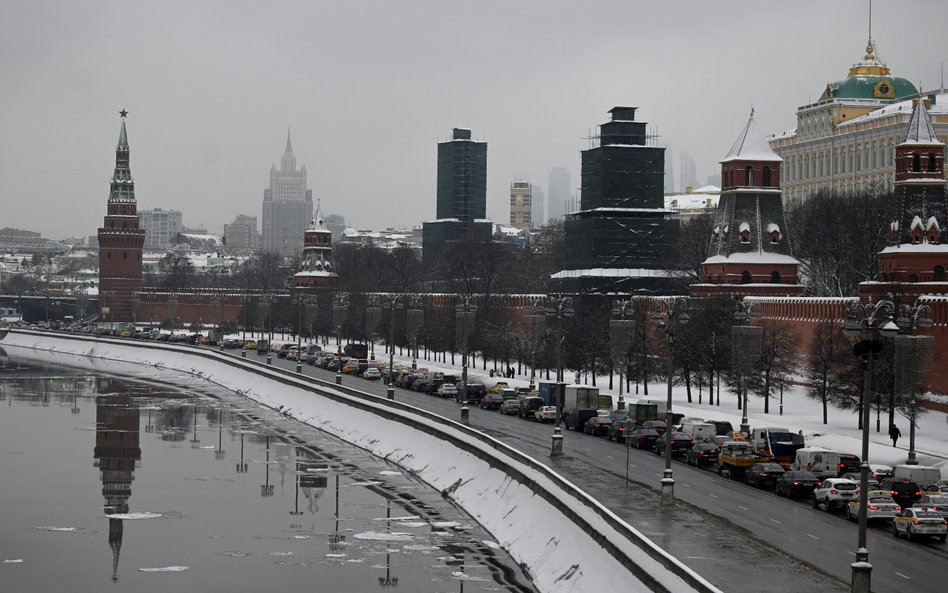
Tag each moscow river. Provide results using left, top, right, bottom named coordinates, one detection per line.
left=0, top=352, right=535, bottom=593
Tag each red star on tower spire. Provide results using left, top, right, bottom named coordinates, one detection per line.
left=119, top=109, right=128, bottom=119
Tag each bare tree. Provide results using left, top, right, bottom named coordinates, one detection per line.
left=748, top=321, right=800, bottom=414
left=805, top=320, right=852, bottom=424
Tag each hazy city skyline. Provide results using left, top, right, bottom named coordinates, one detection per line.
left=2, top=0, right=947, bottom=240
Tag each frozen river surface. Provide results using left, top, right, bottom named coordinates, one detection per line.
left=0, top=357, right=535, bottom=593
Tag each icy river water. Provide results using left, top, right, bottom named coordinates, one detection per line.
left=0, top=355, right=536, bottom=593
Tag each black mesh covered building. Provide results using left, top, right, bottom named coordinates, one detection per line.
left=549, top=107, right=681, bottom=294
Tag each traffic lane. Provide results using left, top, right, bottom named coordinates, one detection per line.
left=368, top=383, right=946, bottom=593
left=215, top=354, right=942, bottom=591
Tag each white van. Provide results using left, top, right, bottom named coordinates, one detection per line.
left=791, top=447, right=841, bottom=479
left=892, top=464, right=942, bottom=486
left=680, top=421, right=716, bottom=441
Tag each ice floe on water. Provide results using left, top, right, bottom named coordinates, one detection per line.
left=3, top=559, right=24, bottom=563
left=139, top=566, right=189, bottom=572
left=105, top=512, right=162, bottom=520
left=403, top=544, right=440, bottom=552
left=430, top=521, right=460, bottom=528
left=373, top=515, right=418, bottom=521
left=481, top=540, right=501, bottom=550
left=353, top=531, right=414, bottom=542
left=396, top=521, right=428, bottom=528
left=326, top=553, right=347, bottom=558
left=347, top=480, right=382, bottom=487
left=267, top=552, right=296, bottom=557
left=32, top=526, right=95, bottom=534
left=215, top=551, right=251, bottom=558
left=451, top=571, right=490, bottom=582
left=378, top=470, right=402, bottom=476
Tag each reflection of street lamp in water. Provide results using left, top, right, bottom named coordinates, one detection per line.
left=235, top=433, right=248, bottom=473
left=260, top=435, right=274, bottom=496
left=378, top=499, right=398, bottom=588
left=328, top=474, right=344, bottom=550
left=215, top=409, right=225, bottom=460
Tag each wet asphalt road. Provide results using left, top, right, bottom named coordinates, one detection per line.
left=216, top=350, right=947, bottom=592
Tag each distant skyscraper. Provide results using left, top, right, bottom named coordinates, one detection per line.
left=262, top=131, right=313, bottom=258
left=436, top=128, right=487, bottom=221
left=547, top=166, right=570, bottom=220
left=680, top=152, right=698, bottom=191
left=509, top=181, right=532, bottom=231
left=138, top=208, right=182, bottom=249
left=223, top=214, right=259, bottom=249
left=531, top=184, right=545, bottom=227
left=664, top=144, right=676, bottom=193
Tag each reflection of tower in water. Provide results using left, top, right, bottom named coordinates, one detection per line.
left=92, top=379, right=141, bottom=582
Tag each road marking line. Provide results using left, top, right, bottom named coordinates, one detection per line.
left=738, top=505, right=749, bottom=511
left=895, top=572, right=911, bottom=580
left=806, top=533, right=818, bottom=539
left=770, top=519, right=782, bottom=524
left=709, top=494, right=719, bottom=499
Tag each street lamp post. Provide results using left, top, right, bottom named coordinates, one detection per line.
left=383, top=294, right=403, bottom=400
left=209, top=294, right=222, bottom=351
left=732, top=300, right=764, bottom=433
left=650, top=297, right=690, bottom=507
left=523, top=298, right=547, bottom=392
left=405, top=295, right=424, bottom=371
left=258, top=294, right=273, bottom=365
left=841, top=298, right=899, bottom=593
left=103, top=290, right=116, bottom=332
left=365, top=295, right=381, bottom=362
left=545, top=296, right=574, bottom=430
left=456, top=296, right=478, bottom=405
left=894, top=301, right=935, bottom=465
left=333, top=293, right=349, bottom=385
left=610, top=299, right=636, bottom=411
left=294, top=294, right=317, bottom=374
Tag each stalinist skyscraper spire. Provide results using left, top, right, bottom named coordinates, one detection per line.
left=262, top=128, right=313, bottom=258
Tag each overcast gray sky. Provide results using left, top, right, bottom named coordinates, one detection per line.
left=2, top=0, right=947, bottom=240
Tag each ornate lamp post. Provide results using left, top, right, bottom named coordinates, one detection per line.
left=523, top=300, right=547, bottom=392
left=129, top=295, right=140, bottom=329
left=383, top=294, right=403, bottom=400
left=841, top=298, right=899, bottom=593
left=258, top=294, right=273, bottom=365
left=365, top=295, right=381, bottom=361
left=545, top=296, right=574, bottom=427
left=894, top=301, right=935, bottom=465
left=167, top=293, right=178, bottom=335
left=294, top=294, right=317, bottom=373
left=732, top=300, right=764, bottom=433
left=103, top=290, right=116, bottom=332
left=333, top=293, right=349, bottom=385
left=650, top=297, right=690, bottom=507
left=610, top=299, right=636, bottom=410
left=455, top=296, right=478, bottom=405
left=405, top=295, right=424, bottom=371
left=209, top=294, right=223, bottom=350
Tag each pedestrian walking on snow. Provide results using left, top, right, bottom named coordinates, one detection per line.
left=889, top=424, right=901, bottom=447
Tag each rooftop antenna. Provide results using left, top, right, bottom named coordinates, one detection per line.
left=868, top=0, right=872, bottom=44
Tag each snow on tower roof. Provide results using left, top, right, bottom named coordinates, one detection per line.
left=900, top=99, right=942, bottom=146
left=722, top=108, right=782, bottom=163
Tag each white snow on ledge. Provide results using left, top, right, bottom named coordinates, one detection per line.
left=0, top=330, right=718, bottom=593
left=550, top=267, right=676, bottom=279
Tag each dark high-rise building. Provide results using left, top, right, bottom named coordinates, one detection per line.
left=423, top=128, right=492, bottom=269
left=550, top=106, right=680, bottom=294
left=547, top=166, right=570, bottom=220
left=436, top=128, right=487, bottom=221
left=97, top=112, right=146, bottom=323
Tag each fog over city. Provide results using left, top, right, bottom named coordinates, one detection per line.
left=2, top=0, right=947, bottom=239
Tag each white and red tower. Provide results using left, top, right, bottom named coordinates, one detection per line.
left=293, top=202, right=337, bottom=289
left=97, top=111, right=146, bottom=322
left=691, top=109, right=804, bottom=298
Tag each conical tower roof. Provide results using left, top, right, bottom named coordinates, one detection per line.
left=722, top=109, right=782, bottom=163
left=117, top=120, right=128, bottom=149
left=285, top=128, right=293, bottom=153
left=900, top=99, right=942, bottom=146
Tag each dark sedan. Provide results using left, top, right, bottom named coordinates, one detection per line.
left=654, top=432, right=693, bottom=456
left=745, top=463, right=786, bottom=489
left=630, top=428, right=660, bottom=450
left=583, top=416, right=613, bottom=437
left=775, top=470, right=820, bottom=498
left=641, top=420, right=667, bottom=435
left=479, top=393, right=505, bottom=410
left=686, top=443, right=719, bottom=467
